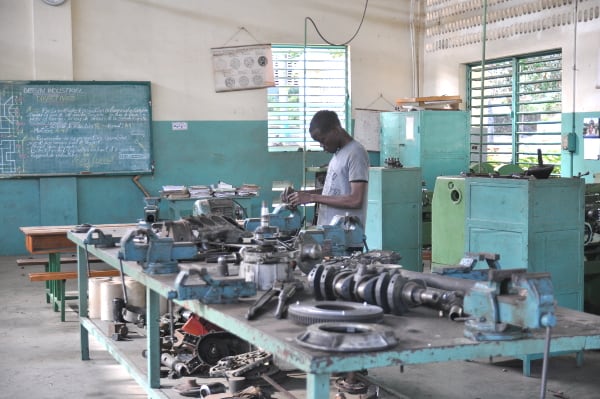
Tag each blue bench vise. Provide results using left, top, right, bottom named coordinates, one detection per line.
left=243, top=204, right=303, bottom=238
left=118, top=225, right=197, bottom=275
left=169, top=264, right=256, bottom=304
left=463, top=268, right=556, bottom=341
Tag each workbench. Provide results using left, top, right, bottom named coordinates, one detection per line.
left=68, top=225, right=600, bottom=399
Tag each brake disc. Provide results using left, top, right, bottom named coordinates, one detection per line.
left=295, top=322, right=398, bottom=352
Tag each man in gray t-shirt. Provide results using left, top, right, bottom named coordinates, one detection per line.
left=283, top=110, right=369, bottom=226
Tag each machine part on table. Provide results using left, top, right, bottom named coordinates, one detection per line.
left=198, top=382, right=227, bottom=397
left=209, top=349, right=274, bottom=379
left=246, top=280, right=304, bottom=320
left=287, top=301, right=384, bottom=325
left=193, top=197, right=244, bottom=220
left=71, top=223, right=93, bottom=233
left=169, top=264, right=256, bottom=303
left=294, top=215, right=366, bottom=274
left=166, top=214, right=253, bottom=246
left=144, top=196, right=161, bottom=223
left=243, top=203, right=303, bottom=239
left=239, top=244, right=296, bottom=291
left=108, top=322, right=128, bottom=341
left=295, top=322, right=398, bottom=352
left=118, top=223, right=197, bottom=274
left=196, top=331, right=249, bottom=366
left=83, top=227, right=121, bottom=247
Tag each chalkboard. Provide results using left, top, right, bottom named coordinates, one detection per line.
left=0, top=81, right=153, bottom=177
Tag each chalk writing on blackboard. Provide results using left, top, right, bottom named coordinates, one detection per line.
left=0, top=81, right=152, bottom=177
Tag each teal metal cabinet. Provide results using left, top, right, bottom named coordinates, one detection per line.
left=465, top=177, right=585, bottom=310
left=380, top=111, right=470, bottom=190
left=431, top=176, right=466, bottom=267
left=366, top=167, right=422, bottom=271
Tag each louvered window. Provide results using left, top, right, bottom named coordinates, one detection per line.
left=268, top=45, right=350, bottom=152
left=467, top=50, right=562, bottom=169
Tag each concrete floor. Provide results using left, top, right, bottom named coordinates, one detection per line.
left=2, top=254, right=600, bottom=399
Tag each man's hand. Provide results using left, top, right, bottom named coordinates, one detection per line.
left=280, top=186, right=296, bottom=207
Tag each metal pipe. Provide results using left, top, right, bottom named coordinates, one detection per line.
left=539, top=326, right=552, bottom=399
left=478, top=0, right=488, bottom=171
left=397, top=269, right=476, bottom=292
left=261, top=373, right=299, bottom=399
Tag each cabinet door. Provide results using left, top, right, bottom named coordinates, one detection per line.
left=380, top=112, right=408, bottom=165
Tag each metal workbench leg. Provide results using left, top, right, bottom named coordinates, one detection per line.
left=77, top=246, right=90, bottom=361
left=147, top=287, right=161, bottom=389
left=49, top=252, right=61, bottom=311
left=306, top=372, right=330, bottom=399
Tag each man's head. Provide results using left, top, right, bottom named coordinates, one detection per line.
left=309, top=110, right=345, bottom=153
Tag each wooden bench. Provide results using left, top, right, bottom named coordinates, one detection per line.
left=29, top=269, right=122, bottom=321
left=17, top=256, right=103, bottom=268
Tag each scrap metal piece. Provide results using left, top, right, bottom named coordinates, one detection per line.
left=209, top=349, right=274, bottom=378
left=287, top=301, right=384, bottom=325
left=295, top=322, right=398, bottom=352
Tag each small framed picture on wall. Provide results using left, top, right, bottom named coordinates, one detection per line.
left=583, top=117, right=600, bottom=160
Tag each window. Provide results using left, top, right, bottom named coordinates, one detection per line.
left=268, top=45, right=350, bottom=152
left=467, top=50, right=562, bottom=169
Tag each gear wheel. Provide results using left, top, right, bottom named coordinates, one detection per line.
left=287, top=301, right=384, bottom=325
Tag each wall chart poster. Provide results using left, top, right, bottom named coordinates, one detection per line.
left=211, top=44, right=274, bottom=92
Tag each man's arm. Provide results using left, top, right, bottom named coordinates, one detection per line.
left=289, top=181, right=367, bottom=209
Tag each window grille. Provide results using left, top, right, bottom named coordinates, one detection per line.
left=467, top=50, right=562, bottom=169
left=268, top=45, right=350, bottom=152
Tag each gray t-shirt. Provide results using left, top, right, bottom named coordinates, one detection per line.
left=317, top=139, right=369, bottom=226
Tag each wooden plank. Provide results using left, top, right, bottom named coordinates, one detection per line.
left=17, top=257, right=103, bottom=267
left=29, top=269, right=121, bottom=282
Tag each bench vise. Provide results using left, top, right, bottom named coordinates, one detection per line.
left=295, top=214, right=366, bottom=273
left=118, top=225, right=197, bottom=275
left=168, top=264, right=256, bottom=304
left=243, top=204, right=303, bottom=239
left=463, top=269, right=556, bottom=341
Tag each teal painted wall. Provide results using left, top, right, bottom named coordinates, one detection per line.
left=0, top=120, right=376, bottom=256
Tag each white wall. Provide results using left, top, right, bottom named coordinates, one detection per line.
left=421, top=0, right=600, bottom=113
left=0, top=0, right=414, bottom=121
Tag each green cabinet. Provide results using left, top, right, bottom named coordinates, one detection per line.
left=431, top=176, right=466, bottom=267
left=366, top=167, right=423, bottom=271
left=380, top=110, right=470, bottom=190
left=465, top=177, right=585, bottom=310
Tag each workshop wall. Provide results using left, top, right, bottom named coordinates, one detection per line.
left=0, top=0, right=402, bottom=255
left=420, top=0, right=600, bottom=180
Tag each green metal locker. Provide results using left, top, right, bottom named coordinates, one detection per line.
left=465, top=176, right=585, bottom=310
left=365, top=167, right=423, bottom=271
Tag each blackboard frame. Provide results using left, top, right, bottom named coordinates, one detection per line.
left=0, top=80, right=153, bottom=178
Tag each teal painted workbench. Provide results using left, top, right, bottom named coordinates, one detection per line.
left=68, top=226, right=600, bottom=399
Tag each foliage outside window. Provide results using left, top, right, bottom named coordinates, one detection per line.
left=467, top=50, right=562, bottom=170
left=268, top=45, right=349, bottom=152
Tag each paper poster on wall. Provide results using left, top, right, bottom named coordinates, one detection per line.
left=211, top=44, right=274, bottom=92
left=583, top=117, right=600, bottom=160
left=354, top=109, right=385, bottom=151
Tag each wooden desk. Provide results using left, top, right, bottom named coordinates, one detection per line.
left=19, top=224, right=135, bottom=315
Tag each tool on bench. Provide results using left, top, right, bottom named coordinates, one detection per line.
left=118, top=222, right=198, bottom=275
left=168, top=264, right=256, bottom=303
left=246, top=280, right=304, bottom=320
